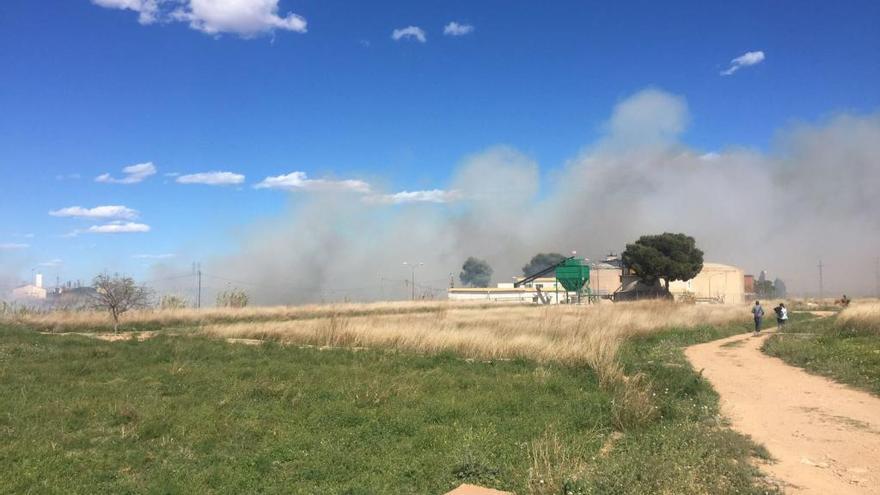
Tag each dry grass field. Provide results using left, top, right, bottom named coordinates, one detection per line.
left=7, top=300, right=497, bottom=331
left=200, top=301, right=744, bottom=371
left=836, top=299, right=880, bottom=333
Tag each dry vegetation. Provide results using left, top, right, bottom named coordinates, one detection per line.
left=836, top=300, right=880, bottom=333
left=5, top=300, right=501, bottom=332
left=198, top=301, right=745, bottom=368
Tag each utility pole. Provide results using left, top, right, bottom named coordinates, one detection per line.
left=875, top=257, right=879, bottom=299
left=817, top=259, right=824, bottom=300
left=193, top=262, right=202, bottom=309
left=402, top=261, right=423, bottom=301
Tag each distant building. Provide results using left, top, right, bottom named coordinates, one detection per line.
left=11, top=273, right=47, bottom=300
left=668, top=263, right=745, bottom=304
left=449, top=257, right=745, bottom=305
left=744, top=274, right=755, bottom=295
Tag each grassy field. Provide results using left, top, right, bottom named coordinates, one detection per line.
left=1, top=301, right=777, bottom=494
left=763, top=302, right=880, bottom=395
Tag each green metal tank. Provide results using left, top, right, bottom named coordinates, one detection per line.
left=554, top=258, right=590, bottom=292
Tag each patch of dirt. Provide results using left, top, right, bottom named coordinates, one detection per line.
left=598, top=431, right=624, bottom=457
left=225, top=338, right=264, bottom=346
left=42, top=331, right=158, bottom=342
left=686, top=330, right=880, bottom=494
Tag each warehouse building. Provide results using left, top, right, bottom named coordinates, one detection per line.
left=448, top=259, right=746, bottom=305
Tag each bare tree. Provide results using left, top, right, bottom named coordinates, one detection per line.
left=91, top=274, right=152, bottom=333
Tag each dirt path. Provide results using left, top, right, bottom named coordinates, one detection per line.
left=686, top=328, right=880, bottom=494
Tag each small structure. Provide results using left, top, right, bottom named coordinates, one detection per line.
left=11, top=273, right=47, bottom=300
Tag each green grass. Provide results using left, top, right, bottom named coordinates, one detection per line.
left=547, top=320, right=777, bottom=495
left=763, top=316, right=880, bottom=396
left=1, top=319, right=779, bottom=494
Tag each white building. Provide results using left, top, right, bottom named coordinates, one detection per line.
left=11, top=273, right=47, bottom=300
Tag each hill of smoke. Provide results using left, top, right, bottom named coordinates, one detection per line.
left=148, top=88, right=879, bottom=305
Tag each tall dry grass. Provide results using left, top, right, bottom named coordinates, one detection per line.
left=4, top=300, right=508, bottom=332
left=200, top=301, right=745, bottom=368
left=836, top=300, right=880, bottom=334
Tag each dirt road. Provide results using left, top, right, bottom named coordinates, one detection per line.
left=686, top=329, right=880, bottom=494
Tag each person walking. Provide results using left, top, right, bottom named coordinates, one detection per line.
left=778, top=303, right=788, bottom=330
left=752, top=301, right=765, bottom=335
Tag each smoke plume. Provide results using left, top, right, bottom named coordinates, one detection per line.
left=176, top=88, right=879, bottom=304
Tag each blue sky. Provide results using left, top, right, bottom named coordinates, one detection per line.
left=1, top=0, right=879, bottom=289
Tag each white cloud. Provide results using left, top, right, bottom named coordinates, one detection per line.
left=721, top=50, right=765, bottom=76
left=92, top=0, right=307, bottom=37
left=132, top=253, right=176, bottom=259
left=38, top=259, right=63, bottom=267
left=172, top=0, right=307, bottom=37
left=176, top=171, right=245, bottom=185
left=86, top=222, right=151, bottom=234
left=255, top=171, right=371, bottom=193
left=0, top=243, right=29, bottom=250
left=91, top=0, right=159, bottom=24
left=443, top=22, right=474, bottom=36
left=392, top=26, right=426, bottom=43
left=95, top=162, right=156, bottom=184
left=364, top=189, right=463, bottom=205
left=49, top=205, right=139, bottom=220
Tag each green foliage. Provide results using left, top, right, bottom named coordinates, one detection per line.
left=622, top=233, right=704, bottom=290
left=522, top=253, right=566, bottom=277
left=763, top=316, right=880, bottom=395
left=216, top=288, right=249, bottom=308
left=755, top=280, right=776, bottom=298
left=459, top=257, right=493, bottom=288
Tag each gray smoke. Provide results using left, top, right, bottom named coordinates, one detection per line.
left=157, top=88, right=879, bottom=304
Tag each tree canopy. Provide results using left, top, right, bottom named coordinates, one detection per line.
left=91, top=274, right=151, bottom=333
left=460, top=257, right=493, bottom=288
left=522, top=252, right=566, bottom=277
left=621, top=233, right=704, bottom=291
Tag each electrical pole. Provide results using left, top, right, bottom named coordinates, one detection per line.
left=193, top=262, right=202, bottom=309
left=875, top=257, right=879, bottom=299
left=402, top=262, right=423, bottom=301
left=817, top=259, right=824, bottom=300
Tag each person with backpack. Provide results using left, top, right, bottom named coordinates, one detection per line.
left=752, top=301, right=765, bottom=335
left=774, top=303, right=783, bottom=329
left=776, top=302, right=788, bottom=330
